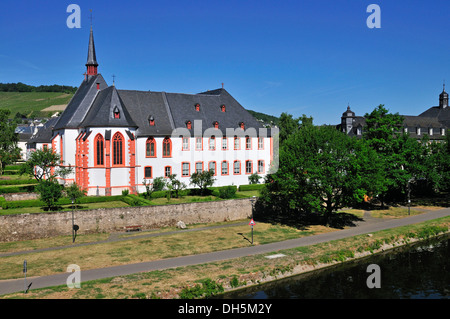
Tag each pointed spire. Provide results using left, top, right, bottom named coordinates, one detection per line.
left=86, top=25, right=98, bottom=76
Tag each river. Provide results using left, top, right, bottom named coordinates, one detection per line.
left=218, top=234, right=450, bottom=299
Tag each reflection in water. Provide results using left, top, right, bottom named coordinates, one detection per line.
left=219, top=234, right=450, bottom=299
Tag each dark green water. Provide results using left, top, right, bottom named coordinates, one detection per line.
left=219, top=234, right=450, bottom=299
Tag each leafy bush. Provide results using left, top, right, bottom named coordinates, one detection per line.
left=217, top=186, right=237, bottom=199
left=178, top=279, right=224, bottom=299
left=248, top=173, right=261, bottom=184
left=35, top=180, right=63, bottom=211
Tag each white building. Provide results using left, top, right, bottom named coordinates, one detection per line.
left=29, top=27, right=275, bottom=196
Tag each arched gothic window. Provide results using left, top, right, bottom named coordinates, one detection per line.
left=112, top=132, right=124, bottom=165
left=163, top=137, right=172, bottom=157
left=146, top=137, right=156, bottom=157
left=94, top=134, right=104, bottom=166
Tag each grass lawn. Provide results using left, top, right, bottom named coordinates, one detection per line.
left=2, top=215, right=449, bottom=299
left=0, top=220, right=337, bottom=280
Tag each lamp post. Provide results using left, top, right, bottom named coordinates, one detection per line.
left=71, top=198, right=75, bottom=243
left=250, top=196, right=256, bottom=245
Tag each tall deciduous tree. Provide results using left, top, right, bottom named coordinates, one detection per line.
left=261, top=122, right=383, bottom=226
left=0, top=110, right=21, bottom=175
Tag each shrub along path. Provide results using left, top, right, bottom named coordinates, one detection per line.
left=1, top=207, right=449, bottom=296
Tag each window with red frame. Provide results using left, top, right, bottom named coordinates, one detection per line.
left=163, top=137, right=172, bottom=157
left=112, top=132, right=124, bottom=165
left=94, top=134, right=104, bottom=166
left=146, top=137, right=156, bottom=157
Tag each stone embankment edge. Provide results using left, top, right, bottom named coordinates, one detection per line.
left=217, top=228, right=450, bottom=298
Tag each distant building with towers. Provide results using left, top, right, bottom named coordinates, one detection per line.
left=338, top=84, right=449, bottom=141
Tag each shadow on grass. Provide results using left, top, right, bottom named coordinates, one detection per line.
left=254, top=204, right=363, bottom=230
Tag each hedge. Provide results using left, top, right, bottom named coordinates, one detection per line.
left=0, top=179, right=39, bottom=186
left=0, top=185, right=36, bottom=194
left=1, top=194, right=124, bottom=209
left=238, top=184, right=266, bottom=191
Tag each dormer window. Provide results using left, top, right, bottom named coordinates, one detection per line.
left=239, top=122, right=245, bottom=130
left=429, top=128, right=433, bottom=135
left=195, top=103, right=200, bottom=112
left=417, top=127, right=421, bottom=135
left=186, top=121, right=192, bottom=129
left=213, top=121, right=219, bottom=129
left=441, top=128, right=446, bottom=136
left=113, top=106, right=120, bottom=119
left=221, top=105, right=226, bottom=112
left=148, top=115, right=155, bottom=126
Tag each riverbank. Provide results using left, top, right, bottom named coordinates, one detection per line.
left=1, top=208, right=449, bottom=299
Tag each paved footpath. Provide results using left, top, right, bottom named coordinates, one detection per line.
left=1, top=208, right=449, bottom=296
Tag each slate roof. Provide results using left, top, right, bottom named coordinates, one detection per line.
left=27, top=117, right=59, bottom=144
left=53, top=74, right=108, bottom=130
left=418, top=106, right=450, bottom=127
left=80, top=86, right=137, bottom=128
left=86, top=26, right=98, bottom=67
left=115, top=88, right=266, bottom=137
left=165, top=88, right=264, bottom=137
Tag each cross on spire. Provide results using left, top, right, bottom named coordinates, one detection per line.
left=89, top=9, right=94, bottom=27
left=112, top=74, right=116, bottom=86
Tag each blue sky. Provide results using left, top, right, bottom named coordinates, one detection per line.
left=1, top=0, right=449, bottom=125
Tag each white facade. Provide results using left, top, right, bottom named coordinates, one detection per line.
left=54, top=127, right=273, bottom=196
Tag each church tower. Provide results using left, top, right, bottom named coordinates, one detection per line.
left=85, top=26, right=98, bottom=76
left=439, top=83, right=448, bottom=109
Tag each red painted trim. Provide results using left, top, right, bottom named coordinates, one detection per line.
left=258, top=137, right=264, bottom=150
left=207, top=161, right=217, bottom=176
left=146, top=137, right=157, bottom=158
left=195, top=137, right=203, bottom=151
left=257, top=159, right=265, bottom=174
left=182, top=137, right=190, bottom=151
left=112, top=132, right=125, bottom=166
left=221, top=160, right=229, bottom=176
left=233, top=160, right=241, bottom=175
left=245, top=136, right=252, bottom=150
left=144, top=166, right=153, bottom=179
left=245, top=160, right=253, bottom=175
left=221, top=137, right=228, bottom=150
left=162, top=137, right=172, bottom=158
left=234, top=137, right=240, bottom=150
left=195, top=161, right=204, bottom=174
left=181, top=162, right=190, bottom=177
left=128, top=135, right=136, bottom=194
left=208, top=136, right=216, bottom=151
left=164, top=165, right=172, bottom=177
left=94, top=133, right=105, bottom=167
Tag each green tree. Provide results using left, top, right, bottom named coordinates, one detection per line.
left=190, top=170, right=215, bottom=195
left=20, top=148, right=63, bottom=181
left=363, top=104, right=430, bottom=204
left=0, top=110, right=21, bottom=175
left=260, top=123, right=383, bottom=226
left=36, top=179, right=63, bottom=211
left=166, top=174, right=186, bottom=199
left=64, top=183, right=87, bottom=207
left=248, top=173, right=261, bottom=184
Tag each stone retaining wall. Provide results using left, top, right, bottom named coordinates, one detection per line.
left=0, top=198, right=253, bottom=242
